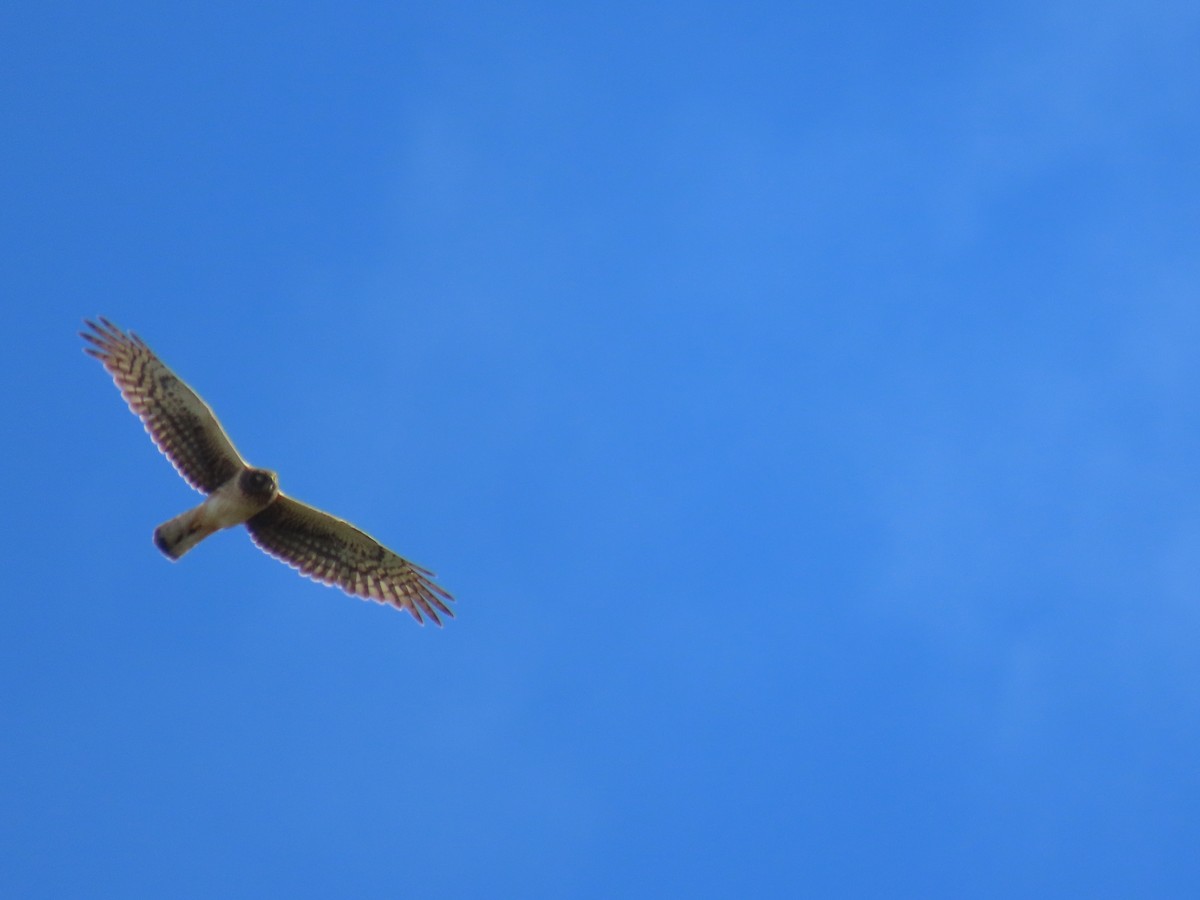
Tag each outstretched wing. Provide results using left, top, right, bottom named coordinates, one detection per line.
left=246, top=494, right=455, bottom=625
left=82, top=317, right=246, bottom=494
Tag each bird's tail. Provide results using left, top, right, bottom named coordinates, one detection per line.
left=153, top=505, right=217, bottom=560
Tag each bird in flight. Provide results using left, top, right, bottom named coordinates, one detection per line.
left=82, top=317, right=454, bottom=625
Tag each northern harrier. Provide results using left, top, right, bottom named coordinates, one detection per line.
left=82, top=318, right=454, bottom=625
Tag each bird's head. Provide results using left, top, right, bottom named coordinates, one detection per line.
left=240, top=467, right=280, bottom=501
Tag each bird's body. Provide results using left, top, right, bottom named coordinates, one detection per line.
left=82, top=318, right=454, bottom=625
left=153, top=467, right=279, bottom=559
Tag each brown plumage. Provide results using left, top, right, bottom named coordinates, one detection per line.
left=82, top=317, right=454, bottom=625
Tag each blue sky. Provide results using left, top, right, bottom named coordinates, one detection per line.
left=3, top=1, right=1199, bottom=896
